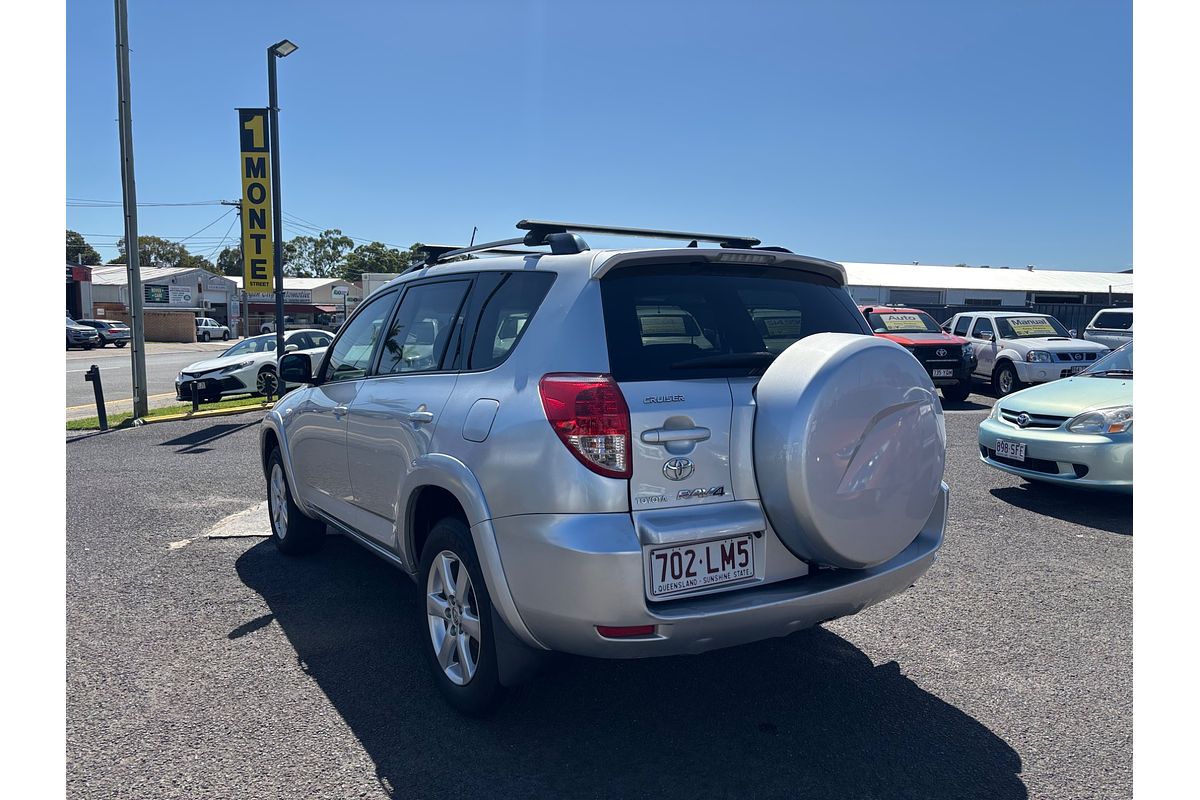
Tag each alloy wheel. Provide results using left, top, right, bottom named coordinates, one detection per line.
left=425, top=551, right=481, bottom=686
left=257, top=369, right=279, bottom=396
left=269, top=463, right=289, bottom=539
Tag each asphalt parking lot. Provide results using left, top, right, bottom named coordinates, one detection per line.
left=65, top=391, right=1131, bottom=799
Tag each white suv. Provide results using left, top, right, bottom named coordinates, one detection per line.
left=195, top=317, right=230, bottom=342
left=945, top=310, right=1110, bottom=396
left=1083, top=307, right=1133, bottom=350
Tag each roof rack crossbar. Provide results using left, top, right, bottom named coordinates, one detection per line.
left=420, top=237, right=533, bottom=266
left=517, top=219, right=762, bottom=249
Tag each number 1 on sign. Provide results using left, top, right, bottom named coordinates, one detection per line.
left=243, top=115, right=265, bottom=149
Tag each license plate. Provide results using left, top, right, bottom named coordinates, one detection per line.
left=647, top=535, right=756, bottom=598
left=932, top=369, right=955, bottom=378
left=995, top=439, right=1026, bottom=461
left=1066, top=365, right=1085, bottom=375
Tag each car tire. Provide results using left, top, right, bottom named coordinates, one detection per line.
left=993, top=362, right=1023, bottom=397
left=255, top=366, right=279, bottom=397
left=223, top=331, right=230, bottom=341
left=266, top=448, right=325, bottom=555
left=116, top=341, right=127, bottom=348
left=201, top=332, right=210, bottom=342
left=418, top=518, right=505, bottom=716
left=941, top=383, right=971, bottom=402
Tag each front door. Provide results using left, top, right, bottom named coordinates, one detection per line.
left=288, top=290, right=398, bottom=522
left=347, top=279, right=472, bottom=549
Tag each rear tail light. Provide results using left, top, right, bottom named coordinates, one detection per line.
left=538, top=373, right=631, bottom=479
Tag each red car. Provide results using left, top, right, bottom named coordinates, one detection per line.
left=858, top=306, right=977, bottom=401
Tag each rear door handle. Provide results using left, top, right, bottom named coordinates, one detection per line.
left=640, top=426, right=711, bottom=445
left=332, top=405, right=349, bottom=419
left=406, top=410, right=435, bottom=424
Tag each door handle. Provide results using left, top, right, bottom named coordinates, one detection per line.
left=640, top=426, right=710, bottom=445
left=406, top=410, right=435, bottom=424
left=332, top=405, right=349, bottom=419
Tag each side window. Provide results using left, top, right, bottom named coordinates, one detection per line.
left=286, top=332, right=311, bottom=350
left=971, top=317, right=994, bottom=339
left=468, top=272, right=556, bottom=370
left=377, top=281, right=471, bottom=375
left=322, top=291, right=398, bottom=383
left=309, top=332, right=333, bottom=348
left=953, top=316, right=972, bottom=337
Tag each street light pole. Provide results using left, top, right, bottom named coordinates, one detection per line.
left=267, top=39, right=297, bottom=364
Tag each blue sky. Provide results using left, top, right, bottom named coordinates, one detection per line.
left=66, top=0, right=1131, bottom=270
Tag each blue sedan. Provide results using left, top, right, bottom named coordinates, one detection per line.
left=978, top=342, right=1132, bottom=492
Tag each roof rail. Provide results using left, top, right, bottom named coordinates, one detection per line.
left=516, top=219, right=767, bottom=250
left=417, top=238, right=548, bottom=267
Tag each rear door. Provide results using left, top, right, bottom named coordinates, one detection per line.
left=346, top=278, right=472, bottom=548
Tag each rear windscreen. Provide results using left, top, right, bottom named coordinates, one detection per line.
left=601, top=263, right=866, bottom=381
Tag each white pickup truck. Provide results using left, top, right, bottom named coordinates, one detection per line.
left=944, top=310, right=1110, bottom=396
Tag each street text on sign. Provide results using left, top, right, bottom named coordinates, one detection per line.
left=238, top=109, right=274, bottom=294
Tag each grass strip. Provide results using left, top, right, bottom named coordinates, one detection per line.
left=67, top=395, right=273, bottom=431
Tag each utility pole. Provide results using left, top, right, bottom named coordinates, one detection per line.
left=114, top=0, right=148, bottom=419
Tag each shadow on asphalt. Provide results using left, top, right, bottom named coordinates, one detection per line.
left=990, top=484, right=1132, bottom=536
left=940, top=396, right=992, bottom=412
left=159, top=421, right=259, bottom=454
left=236, top=537, right=1026, bottom=799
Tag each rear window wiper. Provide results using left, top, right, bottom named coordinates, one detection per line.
left=670, top=351, right=776, bottom=369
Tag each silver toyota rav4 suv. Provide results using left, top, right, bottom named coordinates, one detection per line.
left=261, top=220, right=949, bottom=714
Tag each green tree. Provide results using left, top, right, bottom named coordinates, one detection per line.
left=66, top=230, right=102, bottom=266
left=339, top=241, right=420, bottom=282
left=216, top=246, right=242, bottom=276
left=108, top=235, right=216, bottom=273
left=282, top=229, right=355, bottom=278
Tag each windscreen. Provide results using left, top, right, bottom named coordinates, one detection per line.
left=601, top=263, right=865, bottom=381
left=996, top=315, right=1070, bottom=339
left=866, top=311, right=941, bottom=334
left=1081, top=342, right=1132, bottom=376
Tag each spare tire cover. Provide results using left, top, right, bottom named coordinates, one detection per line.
left=754, top=332, right=945, bottom=569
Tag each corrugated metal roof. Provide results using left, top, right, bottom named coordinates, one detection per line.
left=840, top=262, right=1133, bottom=294
left=89, top=265, right=223, bottom=286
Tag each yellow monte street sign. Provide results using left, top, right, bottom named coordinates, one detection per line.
left=238, top=108, right=274, bottom=293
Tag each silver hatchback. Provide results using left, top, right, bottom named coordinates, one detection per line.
left=261, top=220, right=950, bottom=714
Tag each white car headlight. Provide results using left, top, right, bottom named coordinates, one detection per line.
left=220, top=360, right=255, bottom=374
left=1025, top=350, right=1053, bottom=363
left=1067, top=405, right=1132, bottom=434
left=962, top=342, right=974, bottom=358
left=988, top=402, right=1001, bottom=419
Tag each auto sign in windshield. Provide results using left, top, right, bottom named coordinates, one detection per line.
left=867, top=311, right=942, bottom=334
left=995, top=315, right=1071, bottom=339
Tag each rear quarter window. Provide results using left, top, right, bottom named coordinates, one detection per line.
left=600, top=263, right=865, bottom=381
left=1091, top=311, right=1132, bottom=330
left=466, top=271, right=556, bottom=370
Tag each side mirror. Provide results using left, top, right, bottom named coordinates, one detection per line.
left=1068, top=329, right=1078, bottom=338
left=979, top=331, right=995, bottom=342
left=285, top=343, right=299, bottom=352
left=280, top=352, right=315, bottom=385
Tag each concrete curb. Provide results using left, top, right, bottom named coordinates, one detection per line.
left=136, top=401, right=275, bottom=426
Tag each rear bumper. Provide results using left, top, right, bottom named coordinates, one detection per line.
left=490, top=483, right=948, bottom=658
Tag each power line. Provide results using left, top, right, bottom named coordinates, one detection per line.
left=66, top=197, right=226, bottom=207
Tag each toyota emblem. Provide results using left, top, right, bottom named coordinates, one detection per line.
left=936, top=348, right=948, bottom=357
left=662, top=457, right=695, bottom=481
left=1016, top=413, right=1031, bottom=428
